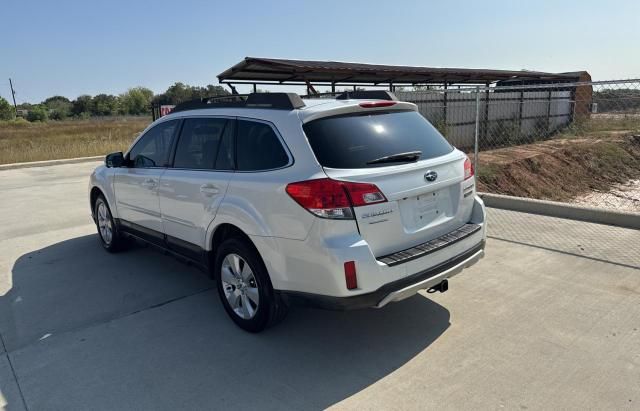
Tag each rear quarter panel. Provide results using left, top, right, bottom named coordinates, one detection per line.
left=205, top=112, right=327, bottom=248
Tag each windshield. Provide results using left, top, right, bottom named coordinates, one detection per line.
left=303, top=110, right=453, bottom=169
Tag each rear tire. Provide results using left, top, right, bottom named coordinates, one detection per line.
left=94, top=195, right=126, bottom=252
left=214, top=237, right=288, bottom=332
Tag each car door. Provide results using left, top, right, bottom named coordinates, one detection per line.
left=114, top=119, right=179, bottom=242
left=158, top=117, right=235, bottom=260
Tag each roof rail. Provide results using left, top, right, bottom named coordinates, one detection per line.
left=171, top=92, right=305, bottom=114
left=336, top=90, right=398, bottom=101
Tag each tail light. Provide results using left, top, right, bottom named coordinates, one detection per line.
left=285, top=178, right=387, bottom=219
left=464, top=157, right=474, bottom=180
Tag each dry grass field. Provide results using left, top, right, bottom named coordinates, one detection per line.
left=0, top=117, right=151, bottom=165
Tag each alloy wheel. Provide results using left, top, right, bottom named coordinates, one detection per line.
left=221, top=253, right=260, bottom=319
left=97, top=202, right=113, bottom=245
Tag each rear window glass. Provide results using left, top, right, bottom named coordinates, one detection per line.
left=303, top=111, right=453, bottom=169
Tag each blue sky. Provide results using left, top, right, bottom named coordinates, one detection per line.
left=2, top=0, right=639, bottom=103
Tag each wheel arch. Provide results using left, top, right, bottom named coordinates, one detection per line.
left=209, top=223, right=271, bottom=281
left=89, top=186, right=104, bottom=221
left=89, top=165, right=118, bottom=220
left=211, top=223, right=255, bottom=254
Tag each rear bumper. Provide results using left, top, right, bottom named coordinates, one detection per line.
left=279, top=240, right=485, bottom=310
left=254, top=195, right=486, bottom=300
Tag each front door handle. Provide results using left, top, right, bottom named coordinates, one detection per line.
left=141, top=178, right=157, bottom=189
left=200, top=184, right=219, bottom=196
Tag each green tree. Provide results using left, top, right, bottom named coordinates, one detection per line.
left=153, top=83, right=230, bottom=105
left=193, top=84, right=229, bottom=99
left=27, top=105, right=48, bottom=122
left=43, top=96, right=72, bottom=120
left=164, top=82, right=193, bottom=104
left=203, top=84, right=230, bottom=97
left=119, top=87, right=153, bottom=115
left=72, top=95, right=93, bottom=116
left=91, top=94, right=118, bottom=116
left=0, top=97, right=15, bottom=120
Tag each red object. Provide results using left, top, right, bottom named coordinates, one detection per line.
left=464, top=157, right=474, bottom=180
left=285, top=178, right=387, bottom=215
left=359, top=101, right=397, bottom=108
left=341, top=180, right=387, bottom=206
left=344, top=261, right=358, bottom=289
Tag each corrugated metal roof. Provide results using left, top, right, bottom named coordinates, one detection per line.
left=218, top=57, right=584, bottom=85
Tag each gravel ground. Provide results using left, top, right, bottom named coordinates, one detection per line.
left=574, top=179, right=640, bottom=212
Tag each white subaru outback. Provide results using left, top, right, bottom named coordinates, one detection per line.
left=89, top=91, right=486, bottom=332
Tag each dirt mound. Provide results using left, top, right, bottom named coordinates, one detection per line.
left=476, top=134, right=640, bottom=201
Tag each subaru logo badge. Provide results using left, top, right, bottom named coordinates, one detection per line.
left=424, top=171, right=438, bottom=182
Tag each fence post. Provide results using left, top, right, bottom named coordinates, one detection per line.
left=546, top=89, right=552, bottom=135
left=443, top=82, right=448, bottom=132
left=482, top=82, right=490, bottom=144
left=569, top=87, right=576, bottom=125
left=518, top=89, right=524, bottom=135
left=474, top=86, right=480, bottom=175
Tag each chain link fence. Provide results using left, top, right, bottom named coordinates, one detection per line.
left=398, top=80, right=640, bottom=267
left=397, top=79, right=640, bottom=214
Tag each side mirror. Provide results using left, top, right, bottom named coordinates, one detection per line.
left=105, top=152, right=125, bottom=168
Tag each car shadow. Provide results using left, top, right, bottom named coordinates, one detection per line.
left=1, top=234, right=450, bottom=410
left=0, top=234, right=213, bottom=353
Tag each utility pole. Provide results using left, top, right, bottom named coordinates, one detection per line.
left=9, top=78, right=18, bottom=114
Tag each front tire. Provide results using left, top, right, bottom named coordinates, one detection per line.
left=94, top=195, right=125, bottom=252
left=214, top=238, right=287, bottom=332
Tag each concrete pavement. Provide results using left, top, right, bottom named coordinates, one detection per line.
left=0, top=162, right=639, bottom=410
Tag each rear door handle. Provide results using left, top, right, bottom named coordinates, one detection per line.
left=141, top=178, right=157, bottom=189
left=200, top=184, right=220, bottom=196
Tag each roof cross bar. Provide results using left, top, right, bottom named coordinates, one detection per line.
left=171, top=92, right=305, bottom=114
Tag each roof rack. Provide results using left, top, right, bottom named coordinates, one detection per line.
left=336, top=90, right=398, bottom=101
left=171, top=92, right=305, bottom=114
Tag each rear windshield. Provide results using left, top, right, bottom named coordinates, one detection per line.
left=303, top=110, right=453, bottom=169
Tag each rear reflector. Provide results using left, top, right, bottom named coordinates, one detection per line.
left=344, top=261, right=357, bottom=290
left=464, top=157, right=474, bottom=180
left=359, top=101, right=397, bottom=108
left=285, top=178, right=387, bottom=219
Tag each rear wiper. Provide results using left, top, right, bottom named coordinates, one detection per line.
left=366, top=151, right=422, bottom=165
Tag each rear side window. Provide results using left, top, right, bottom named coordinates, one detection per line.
left=236, top=120, right=289, bottom=171
left=215, top=120, right=235, bottom=170
left=173, top=118, right=229, bottom=169
left=303, top=111, right=453, bottom=169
